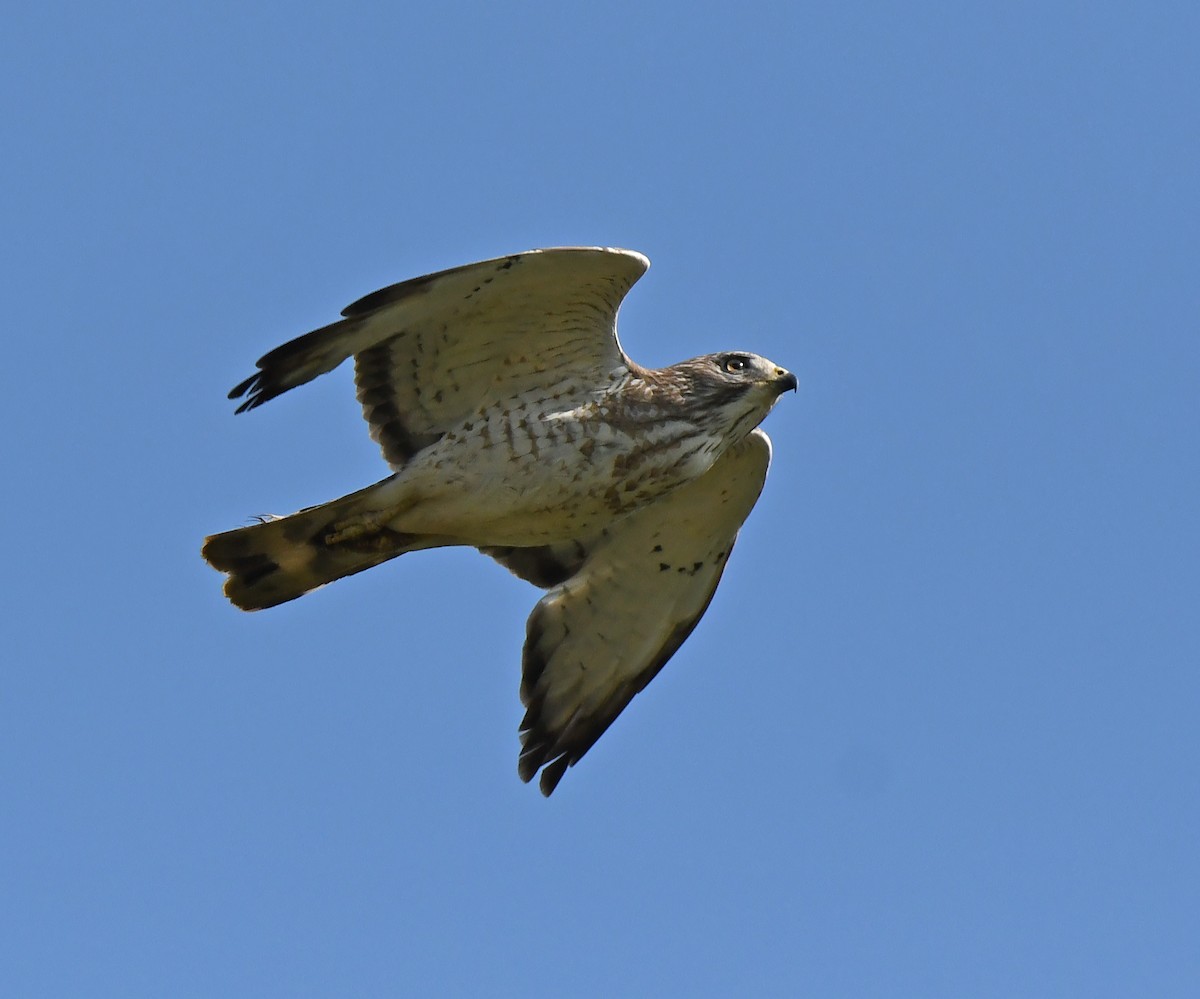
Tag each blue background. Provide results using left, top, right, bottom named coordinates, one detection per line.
left=3, top=3, right=1197, bottom=996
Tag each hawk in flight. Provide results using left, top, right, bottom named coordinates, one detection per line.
left=203, top=248, right=795, bottom=794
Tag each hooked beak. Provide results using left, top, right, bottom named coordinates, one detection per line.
left=774, top=369, right=798, bottom=393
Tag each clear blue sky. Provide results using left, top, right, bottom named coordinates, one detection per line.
left=3, top=3, right=1197, bottom=996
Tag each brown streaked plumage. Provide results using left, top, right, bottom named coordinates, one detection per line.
left=203, top=247, right=795, bottom=795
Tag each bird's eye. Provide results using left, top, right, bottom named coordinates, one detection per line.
left=722, top=355, right=750, bottom=374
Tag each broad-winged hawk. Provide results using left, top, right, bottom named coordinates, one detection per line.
left=203, top=247, right=795, bottom=794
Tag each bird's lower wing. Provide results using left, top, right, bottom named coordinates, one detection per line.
left=517, top=429, right=773, bottom=795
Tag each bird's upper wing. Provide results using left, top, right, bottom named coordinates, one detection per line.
left=228, top=247, right=649, bottom=466
left=515, top=429, right=773, bottom=795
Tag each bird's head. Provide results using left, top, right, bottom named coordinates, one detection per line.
left=668, top=351, right=797, bottom=439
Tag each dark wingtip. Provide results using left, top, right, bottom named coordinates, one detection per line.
left=517, top=739, right=570, bottom=796
left=517, top=732, right=544, bottom=784
left=227, top=372, right=279, bottom=414
left=228, top=372, right=259, bottom=400
left=539, top=757, right=569, bottom=796
left=228, top=372, right=264, bottom=413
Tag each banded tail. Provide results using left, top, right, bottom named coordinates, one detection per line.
left=202, top=479, right=447, bottom=610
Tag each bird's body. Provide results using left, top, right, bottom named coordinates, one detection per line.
left=203, top=247, right=795, bottom=794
